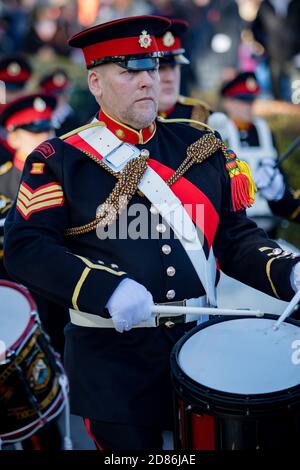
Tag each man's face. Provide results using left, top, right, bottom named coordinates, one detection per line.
left=7, top=128, right=53, bottom=158
left=158, top=64, right=181, bottom=113
left=88, top=63, right=160, bottom=130
left=222, top=97, right=253, bottom=123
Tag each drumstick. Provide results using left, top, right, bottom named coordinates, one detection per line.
left=273, top=289, right=300, bottom=330
left=274, top=135, right=300, bottom=168
left=152, top=305, right=263, bottom=317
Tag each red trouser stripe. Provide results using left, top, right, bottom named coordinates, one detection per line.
left=83, top=418, right=104, bottom=451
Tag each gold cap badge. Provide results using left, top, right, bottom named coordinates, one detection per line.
left=246, top=77, right=257, bottom=91
left=163, top=32, right=175, bottom=47
left=33, top=97, right=46, bottom=112
left=53, top=73, right=67, bottom=87
left=7, top=62, right=21, bottom=76
left=139, top=30, right=152, bottom=49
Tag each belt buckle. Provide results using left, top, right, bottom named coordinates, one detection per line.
left=157, top=314, right=186, bottom=328
left=155, top=300, right=187, bottom=327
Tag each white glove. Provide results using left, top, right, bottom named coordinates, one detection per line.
left=106, top=278, right=154, bottom=333
left=255, top=158, right=285, bottom=201
left=291, top=262, right=300, bottom=292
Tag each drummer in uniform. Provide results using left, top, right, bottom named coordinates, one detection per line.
left=0, top=94, right=69, bottom=355
left=4, top=16, right=300, bottom=450
left=0, top=54, right=33, bottom=158
left=0, top=55, right=33, bottom=249
left=38, top=69, right=82, bottom=137
left=212, top=71, right=281, bottom=236
left=0, top=93, right=69, bottom=449
left=157, top=19, right=211, bottom=126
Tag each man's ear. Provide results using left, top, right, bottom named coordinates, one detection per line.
left=6, top=130, right=18, bottom=151
left=88, top=69, right=103, bottom=101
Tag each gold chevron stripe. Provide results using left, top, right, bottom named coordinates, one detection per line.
left=18, top=190, right=64, bottom=207
left=17, top=197, right=64, bottom=218
left=19, top=183, right=63, bottom=199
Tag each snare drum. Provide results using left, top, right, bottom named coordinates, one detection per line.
left=0, top=280, right=65, bottom=443
left=171, top=315, right=300, bottom=450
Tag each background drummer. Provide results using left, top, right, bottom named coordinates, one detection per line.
left=212, top=71, right=282, bottom=237
left=157, top=19, right=211, bottom=125
left=0, top=93, right=69, bottom=449
left=0, top=93, right=69, bottom=355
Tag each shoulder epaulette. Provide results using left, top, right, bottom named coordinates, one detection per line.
left=0, top=161, right=13, bottom=176
left=0, top=193, right=12, bottom=214
left=177, top=95, right=211, bottom=111
left=157, top=115, right=214, bottom=133
left=60, top=121, right=106, bottom=141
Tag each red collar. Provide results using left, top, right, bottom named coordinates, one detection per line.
left=13, top=153, right=25, bottom=171
left=158, top=103, right=176, bottom=119
left=98, top=109, right=156, bottom=145
left=233, top=119, right=253, bottom=131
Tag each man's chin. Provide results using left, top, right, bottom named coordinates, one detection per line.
left=130, top=110, right=156, bottom=129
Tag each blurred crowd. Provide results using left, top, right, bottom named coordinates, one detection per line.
left=0, top=0, right=300, bottom=106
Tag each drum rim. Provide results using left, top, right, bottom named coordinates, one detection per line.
left=170, top=314, right=300, bottom=415
left=0, top=280, right=38, bottom=352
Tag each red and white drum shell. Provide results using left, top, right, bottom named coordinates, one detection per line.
left=0, top=280, right=65, bottom=443
left=171, top=315, right=300, bottom=450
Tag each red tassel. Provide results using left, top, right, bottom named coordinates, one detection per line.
left=223, top=148, right=255, bottom=211
left=230, top=173, right=254, bottom=211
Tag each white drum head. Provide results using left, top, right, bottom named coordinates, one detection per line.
left=0, top=285, right=32, bottom=350
left=178, top=318, right=300, bottom=395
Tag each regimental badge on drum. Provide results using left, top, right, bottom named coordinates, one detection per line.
left=139, top=30, right=152, bottom=49
left=27, top=352, right=51, bottom=391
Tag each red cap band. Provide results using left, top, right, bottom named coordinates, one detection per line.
left=0, top=70, right=31, bottom=83
left=223, top=82, right=260, bottom=98
left=156, top=35, right=182, bottom=53
left=83, top=35, right=159, bottom=67
left=6, top=107, right=52, bottom=129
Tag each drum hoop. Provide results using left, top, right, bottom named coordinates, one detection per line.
left=0, top=280, right=39, bottom=352
left=0, top=280, right=37, bottom=311
left=171, top=314, right=300, bottom=416
left=0, top=386, right=65, bottom=442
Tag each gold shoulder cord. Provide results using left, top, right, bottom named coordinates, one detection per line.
left=62, top=120, right=222, bottom=237
left=61, top=122, right=149, bottom=237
